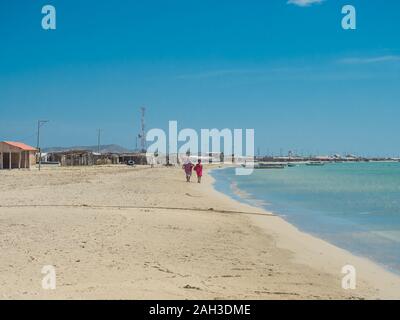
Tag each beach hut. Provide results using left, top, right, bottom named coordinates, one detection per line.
left=118, top=152, right=148, bottom=165
left=47, top=150, right=95, bottom=166
left=0, top=141, right=37, bottom=169
left=46, top=150, right=120, bottom=166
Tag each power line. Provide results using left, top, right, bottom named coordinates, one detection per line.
left=137, top=107, right=146, bottom=153
left=97, top=129, right=102, bottom=154
left=37, top=120, right=49, bottom=171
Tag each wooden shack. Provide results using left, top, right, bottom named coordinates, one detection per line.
left=0, top=141, right=37, bottom=169
left=47, top=150, right=119, bottom=166
left=47, top=150, right=95, bottom=166
left=118, top=153, right=148, bottom=165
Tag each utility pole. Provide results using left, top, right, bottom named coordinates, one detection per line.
left=140, top=107, right=146, bottom=152
left=97, top=129, right=102, bottom=154
left=37, top=120, right=49, bottom=171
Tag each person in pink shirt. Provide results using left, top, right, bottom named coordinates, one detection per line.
left=194, top=159, right=203, bottom=183
left=182, top=160, right=194, bottom=182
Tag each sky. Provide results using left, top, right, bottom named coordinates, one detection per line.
left=0, top=0, right=399, bottom=156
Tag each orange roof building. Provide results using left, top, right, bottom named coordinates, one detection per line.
left=0, top=141, right=37, bottom=169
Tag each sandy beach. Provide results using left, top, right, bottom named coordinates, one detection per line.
left=1, top=165, right=400, bottom=299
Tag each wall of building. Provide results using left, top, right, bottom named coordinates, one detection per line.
left=0, top=143, right=36, bottom=169
left=47, top=151, right=119, bottom=166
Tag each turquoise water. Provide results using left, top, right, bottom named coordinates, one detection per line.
left=211, top=162, right=400, bottom=274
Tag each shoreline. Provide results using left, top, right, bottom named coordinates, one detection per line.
left=206, top=166, right=400, bottom=299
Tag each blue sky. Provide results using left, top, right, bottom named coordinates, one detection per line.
left=0, top=0, right=399, bottom=156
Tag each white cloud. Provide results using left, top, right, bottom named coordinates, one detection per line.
left=287, top=0, right=325, bottom=7
left=339, top=55, right=400, bottom=64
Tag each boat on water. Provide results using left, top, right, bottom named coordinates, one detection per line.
left=306, top=161, right=325, bottom=166
left=254, top=163, right=286, bottom=169
left=241, top=162, right=286, bottom=169
left=288, top=163, right=298, bottom=167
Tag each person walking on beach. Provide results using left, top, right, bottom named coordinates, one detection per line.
left=182, top=160, right=194, bottom=182
left=194, top=159, right=203, bottom=183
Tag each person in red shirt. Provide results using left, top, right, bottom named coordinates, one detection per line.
left=194, top=159, right=203, bottom=183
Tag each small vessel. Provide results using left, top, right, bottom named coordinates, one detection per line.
left=288, top=163, right=298, bottom=167
left=306, top=161, right=325, bottom=166
left=254, top=162, right=286, bottom=169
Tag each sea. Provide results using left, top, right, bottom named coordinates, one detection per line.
left=211, top=162, right=400, bottom=274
